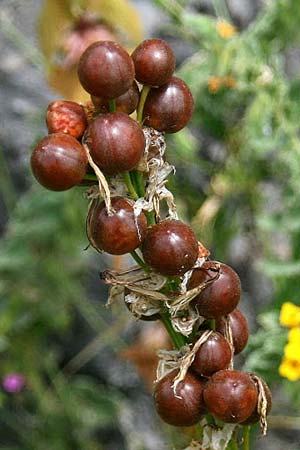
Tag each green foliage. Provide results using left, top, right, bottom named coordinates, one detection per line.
left=0, top=184, right=123, bottom=449
left=156, top=0, right=300, bottom=405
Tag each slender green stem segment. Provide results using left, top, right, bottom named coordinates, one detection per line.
left=108, top=99, right=117, bottom=112
left=122, top=172, right=139, bottom=200
left=130, top=250, right=149, bottom=272
left=243, top=426, right=250, bottom=450
left=83, top=173, right=98, bottom=181
left=137, top=85, right=151, bottom=124
left=131, top=170, right=145, bottom=197
left=210, top=319, right=216, bottom=330
left=229, top=433, right=239, bottom=450
left=160, top=313, right=186, bottom=349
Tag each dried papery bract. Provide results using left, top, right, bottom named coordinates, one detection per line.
left=250, top=374, right=270, bottom=435
left=172, top=330, right=213, bottom=394
left=82, top=141, right=112, bottom=213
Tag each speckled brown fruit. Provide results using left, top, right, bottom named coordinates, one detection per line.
left=188, top=261, right=241, bottom=318
left=203, top=370, right=258, bottom=423
left=242, top=376, right=272, bottom=425
left=78, top=41, right=135, bottom=98
left=91, top=81, right=140, bottom=114
left=85, top=112, right=145, bottom=175
left=143, top=76, right=194, bottom=133
left=131, top=38, right=175, bottom=87
left=31, top=133, right=87, bottom=191
left=142, top=220, right=199, bottom=276
left=191, top=332, right=232, bottom=377
left=154, top=369, right=206, bottom=426
left=88, top=196, right=147, bottom=255
left=216, top=309, right=249, bottom=354
left=46, top=100, right=87, bottom=139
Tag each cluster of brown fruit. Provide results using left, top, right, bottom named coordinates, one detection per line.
left=154, top=262, right=272, bottom=430
left=30, top=36, right=271, bottom=442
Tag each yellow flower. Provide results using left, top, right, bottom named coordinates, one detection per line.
left=279, top=302, right=300, bottom=328
left=208, top=76, right=222, bottom=94
left=288, top=327, right=300, bottom=344
left=223, top=76, right=237, bottom=89
left=279, top=357, right=300, bottom=381
left=284, top=342, right=300, bottom=362
left=216, top=20, right=237, bottom=39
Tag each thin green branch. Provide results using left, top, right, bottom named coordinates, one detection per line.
left=122, top=171, right=139, bottom=200
left=130, top=250, right=148, bottom=271
left=243, top=426, right=250, bottom=450
left=160, top=312, right=186, bottom=349
left=108, top=99, right=117, bottom=112
left=137, top=85, right=151, bottom=124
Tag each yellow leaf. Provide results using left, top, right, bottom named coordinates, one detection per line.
left=48, top=66, right=90, bottom=102
left=87, top=0, right=143, bottom=44
left=37, top=0, right=72, bottom=61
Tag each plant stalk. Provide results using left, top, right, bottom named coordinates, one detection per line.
left=137, top=85, right=151, bottom=124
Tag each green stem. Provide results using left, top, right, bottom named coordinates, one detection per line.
left=243, top=426, right=250, bottom=450
left=131, top=170, right=145, bottom=197
left=83, top=173, right=98, bottom=181
left=130, top=250, right=149, bottom=271
left=108, top=99, right=117, bottom=112
left=160, top=313, right=186, bottom=349
left=122, top=172, right=139, bottom=200
left=210, top=319, right=216, bottom=330
left=137, top=85, right=151, bottom=124
left=228, top=433, right=239, bottom=450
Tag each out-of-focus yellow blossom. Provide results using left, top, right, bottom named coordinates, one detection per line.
left=279, top=302, right=300, bottom=328
left=288, top=327, right=300, bottom=344
left=208, top=76, right=223, bottom=94
left=223, top=76, right=237, bottom=89
left=279, top=357, right=300, bottom=381
left=216, top=20, right=237, bottom=39
left=284, top=342, right=300, bottom=361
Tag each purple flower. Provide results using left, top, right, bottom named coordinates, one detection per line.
left=2, top=373, right=26, bottom=393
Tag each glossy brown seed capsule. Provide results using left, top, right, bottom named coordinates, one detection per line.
left=242, top=376, right=272, bottom=425
left=46, top=100, right=87, bottom=139
left=142, top=220, right=199, bottom=276
left=216, top=309, right=249, bottom=354
left=143, top=76, right=194, bottom=133
left=88, top=196, right=147, bottom=255
left=78, top=41, right=135, bottom=98
left=91, top=81, right=140, bottom=114
left=154, top=369, right=206, bottom=427
left=191, top=332, right=232, bottom=377
left=31, top=133, right=88, bottom=191
left=85, top=112, right=145, bottom=175
left=188, top=261, right=241, bottom=318
left=203, top=370, right=258, bottom=423
left=131, top=38, right=176, bottom=87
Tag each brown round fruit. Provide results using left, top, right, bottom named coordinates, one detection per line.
left=142, top=220, right=199, bottom=276
left=131, top=38, right=176, bottom=87
left=46, top=100, right=87, bottom=139
left=78, top=41, right=135, bottom=98
left=143, top=76, right=194, bottom=133
left=188, top=261, right=241, bottom=318
left=154, top=369, right=206, bottom=426
left=216, top=309, right=249, bottom=354
left=241, top=376, right=272, bottom=425
left=91, top=81, right=140, bottom=114
left=191, top=332, right=232, bottom=377
left=88, top=196, right=147, bottom=255
left=203, top=370, right=258, bottom=423
left=85, top=112, right=145, bottom=175
left=31, top=133, right=88, bottom=191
